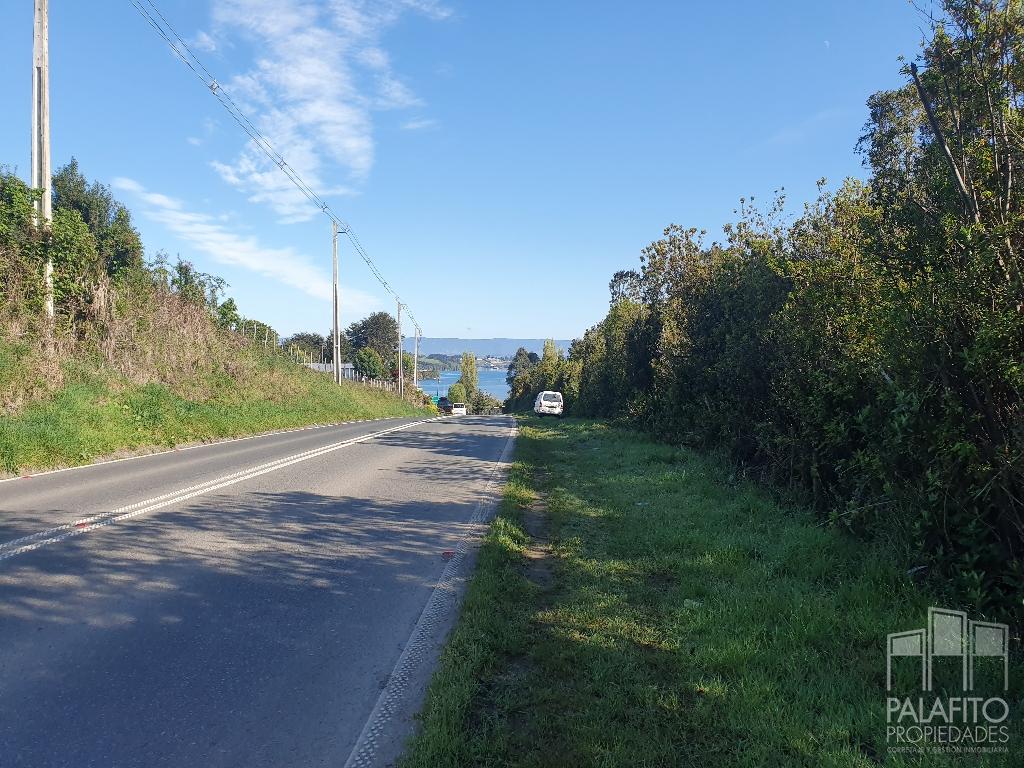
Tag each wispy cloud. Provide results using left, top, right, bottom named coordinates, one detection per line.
left=191, top=30, right=218, bottom=52
left=203, top=0, right=450, bottom=221
left=113, top=177, right=380, bottom=317
left=401, top=117, right=438, bottom=131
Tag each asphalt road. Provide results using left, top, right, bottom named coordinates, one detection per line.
left=0, top=415, right=515, bottom=767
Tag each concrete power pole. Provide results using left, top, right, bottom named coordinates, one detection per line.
left=331, top=220, right=341, bottom=384
left=413, top=328, right=419, bottom=390
left=32, top=0, right=53, bottom=320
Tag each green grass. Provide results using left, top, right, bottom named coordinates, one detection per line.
left=0, top=352, right=428, bottom=474
left=402, top=417, right=1021, bottom=767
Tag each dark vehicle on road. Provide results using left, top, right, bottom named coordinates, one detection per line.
left=437, top=396, right=453, bottom=415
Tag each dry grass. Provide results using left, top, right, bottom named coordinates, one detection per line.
left=0, top=276, right=429, bottom=473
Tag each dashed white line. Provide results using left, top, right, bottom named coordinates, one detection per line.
left=0, top=415, right=419, bottom=485
left=0, top=418, right=438, bottom=563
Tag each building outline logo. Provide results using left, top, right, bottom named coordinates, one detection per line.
left=886, top=607, right=1009, bottom=693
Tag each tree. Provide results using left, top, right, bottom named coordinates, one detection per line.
left=609, top=269, right=642, bottom=303
left=50, top=206, right=101, bottom=322
left=285, top=332, right=326, bottom=358
left=0, top=173, right=44, bottom=322
left=216, top=298, right=241, bottom=330
left=505, top=347, right=538, bottom=408
left=103, top=206, right=144, bottom=278
left=52, top=159, right=142, bottom=278
left=354, top=347, right=386, bottom=379
left=535, top=339, right=563, bottom=391
left=557, top=1, right=1024, bottom=618
left=470, top=390, right=502, bottom=415
left=459, top=351, right=478, bottom=397
left=169, top=258, right=225, bottom=309
left=345, top=311, right=398, bottom=365
left=320, top=329, right=353, bottom=364
left=447, top=382, right=467, bottom=404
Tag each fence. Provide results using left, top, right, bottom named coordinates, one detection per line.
left=230, top=323, right=403, bottom=394
left=305, top=362, right=399, bottom=392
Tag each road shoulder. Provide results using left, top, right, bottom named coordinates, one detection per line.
left=344, top=417, right=517, bottom=768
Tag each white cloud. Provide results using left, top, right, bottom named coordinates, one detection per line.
left=400, top=117, right=437, bottom=131
left=206, top=0, right=450, bottom=221
left=112, top=176, right=380, bottom=317
left=192, top=30, right=218, bottom=52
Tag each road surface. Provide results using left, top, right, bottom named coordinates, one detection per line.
left=0, top=415, right=515, bottom=767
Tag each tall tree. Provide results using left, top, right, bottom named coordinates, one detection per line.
left=534, top=339, right=563, bottom=392
left=345, top=311, right=398, bottom=366
left=459, top=351, right=478, bottom=398
left=505, top=347, right=539, bottom=408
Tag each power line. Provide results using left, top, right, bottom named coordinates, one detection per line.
left=125, top=0, right=423, bottom=336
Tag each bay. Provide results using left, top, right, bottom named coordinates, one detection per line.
left=421, top=367, right=509, bottom=401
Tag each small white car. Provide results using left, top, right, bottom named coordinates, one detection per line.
left=451, top=403, right=467, bottom=416
left=533, top=391, right=564, bottom=417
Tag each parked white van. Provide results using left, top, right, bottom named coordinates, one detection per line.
left=533, top=391, right=564, bottom=417
left=451, top=403, right=467, bottom=416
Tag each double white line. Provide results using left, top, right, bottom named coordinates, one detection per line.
left=0, top=418, right=435, bottom=564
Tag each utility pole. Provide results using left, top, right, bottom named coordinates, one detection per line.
left=32, top=0, right=53, bottom=320
left=396, top=299, right=403, bottom=399
left=412, top=328, right=419, bottom=390
left=331, top=220, right=341, bottom=384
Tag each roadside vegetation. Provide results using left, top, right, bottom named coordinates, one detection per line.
left=505, top=2, right=1023, bottom=623
left=0, top=349, right=425, bottom=474
left=0, top=162, right=428, bottom=475
left=404, top=417, right=1022, bottom=767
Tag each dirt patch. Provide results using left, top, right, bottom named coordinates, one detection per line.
left=521, top=498, right=554, bottom=591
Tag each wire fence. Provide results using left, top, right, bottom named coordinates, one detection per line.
left=229, top=320, right=406, bottom=395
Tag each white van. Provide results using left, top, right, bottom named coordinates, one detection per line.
left=451, top=403, right=467, bottom=416
left=533, top=391, right=564, bottom=417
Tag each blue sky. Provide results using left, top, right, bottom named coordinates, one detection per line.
left=0, top=1, right=925, bottom=340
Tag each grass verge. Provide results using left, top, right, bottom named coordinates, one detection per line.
left=0, top=352, right=428, bottom=474
left=401, top=416, right=1021, bottom=767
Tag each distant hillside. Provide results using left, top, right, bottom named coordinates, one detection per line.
left=405, top=338, right=574, bottom=357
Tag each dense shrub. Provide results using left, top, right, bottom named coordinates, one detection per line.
left=0, top=163, right=287, bottom=412
left=561, top=2, right=1024, bottom=620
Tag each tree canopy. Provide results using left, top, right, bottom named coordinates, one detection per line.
left=447, top=382, right=467, bottom=404
left=506, top=2, right=1024, bottom=619
left=345, top=311, right=398, bottom=370
left=354, top=347, right=386, bottom=380
left=459, top=351, right=477, bottom=398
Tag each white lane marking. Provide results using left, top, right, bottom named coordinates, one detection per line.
left=0, top=418, right=439, bottom=563
left=343, top=420, right=518, bottom=768
left=0, top=416, right=420, bottom=485
left=0, top=424, right=403, bottom=553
